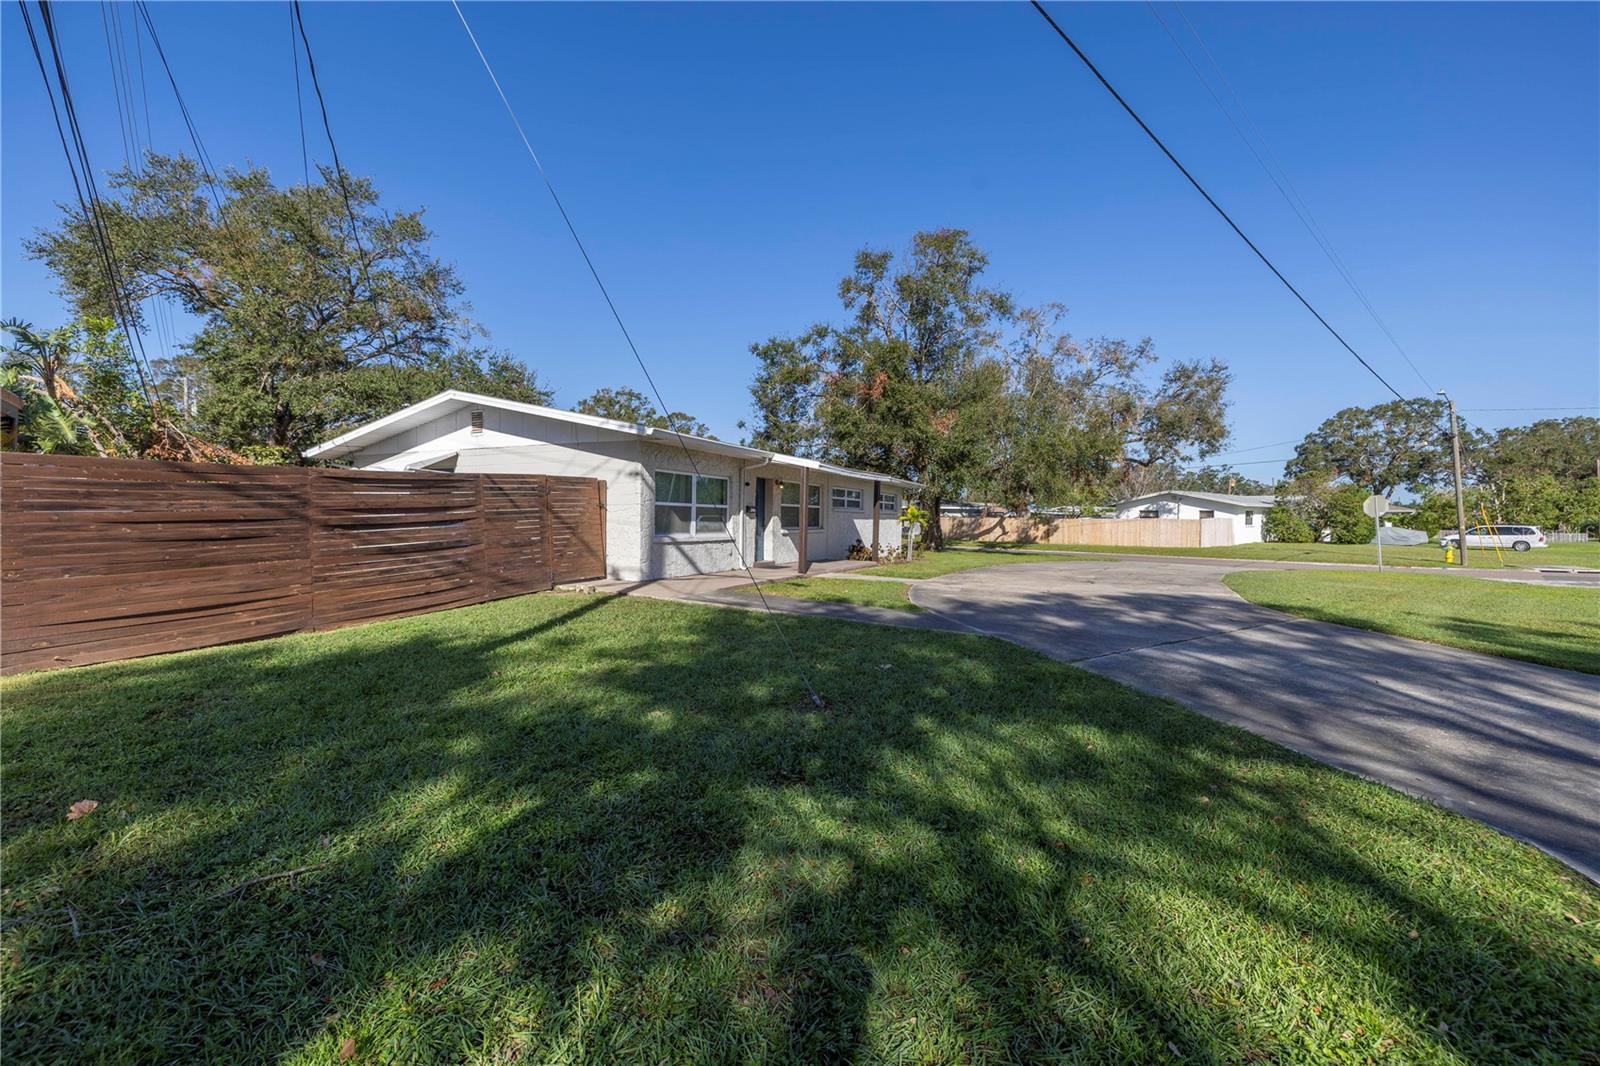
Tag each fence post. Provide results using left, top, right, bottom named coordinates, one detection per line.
left=542, top=476, right=555, bottom=591
left=474, top=474, right=490, bottom=597
left=597, top=479, right=608, bottom=580
left=305, top=467, right=321, bottom=630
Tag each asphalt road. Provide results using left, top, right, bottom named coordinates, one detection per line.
left=908, top=559, right=1600, bottom=880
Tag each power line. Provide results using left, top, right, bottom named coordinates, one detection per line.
left=21, top=0, right=156, bottom=403
left=290, top=2, right=366, bottom=251
left=121, top=0, right=182, bottom=378
left=100, top=0, right=181, bottom=375
left=97, top=3, right=134, bottom=170
left=1028, top=1, right=1412, bottom=406
left=1156, top=1, right=1435, bottom=395
left=289, top=2, right=309, bottom=188
left=1199, top=456, right=1293, bottom=467
left=1460, top=406, right=1596, bottom=413
left=1208, top=437, right=1300, bottom=456
left=449, top=0, right=826, bottom=708
left=132, top=1, right=224, bottom=212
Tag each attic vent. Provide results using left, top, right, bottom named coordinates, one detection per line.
left=470, top=410, right=484, bottom=434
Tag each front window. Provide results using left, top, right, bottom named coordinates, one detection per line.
left=1198, top=509, right=1215, bottom=519
left=1245, top=510, right=1255, bottom=526
left=781, top=482, right=822, bottom=530
left=880, top=493, right=899, bottom=514
left=654, top=470, right=729, bottom=536
left=1138, top=508, right=1159, bottom=519
left=831, top=486, right=864, bottom=510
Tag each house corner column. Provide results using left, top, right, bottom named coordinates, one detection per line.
left=797, top=468, right=809, bottom=574
left=870, top=481, right=882, bottom=561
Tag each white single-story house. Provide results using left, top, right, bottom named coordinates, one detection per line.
left=306, top=390, right=917, bottom=581
left=1110, top=490, right=1276, bottom=544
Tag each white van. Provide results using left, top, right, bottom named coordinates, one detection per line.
left=1438, top=525, right=1548, bottom=552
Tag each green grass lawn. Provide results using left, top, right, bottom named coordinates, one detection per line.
left=737, top=576, right=922, bottom=611
left=3, top=594, right=1597, bottom=1062
left=954, top=538, right=1600, bottom=570
left=1223, top=569, right=1600, bottom=674
left=857, top=548, right=1100, bottom=579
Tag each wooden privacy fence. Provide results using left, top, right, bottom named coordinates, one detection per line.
left=0, top=453, right=606, bottom=674
left=943, top=514, right=1236, bottom=548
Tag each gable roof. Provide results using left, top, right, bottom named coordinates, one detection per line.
left=1114, top=489, right=1277, bottom=509
left=306, top=390, right=918, bottom=489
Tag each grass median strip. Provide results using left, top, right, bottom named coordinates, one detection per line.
left=738, top=576, right=922, bottom=612
left=3, top=592, right=1595, bottom=1061
left=1223, top=569, right=1600, bottom=674
left=954, top=539, right=1600, bottom=571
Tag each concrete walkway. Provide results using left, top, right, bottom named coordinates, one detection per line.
left=611, top=557, right=1600, bottom=879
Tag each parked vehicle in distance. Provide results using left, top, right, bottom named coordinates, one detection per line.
left=1439, top=525, right=1548, bottom=552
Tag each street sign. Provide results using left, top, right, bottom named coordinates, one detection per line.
left=1363, top=494, right=1390, bottom=571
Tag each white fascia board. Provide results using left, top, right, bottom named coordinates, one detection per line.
left=308, top=388, right=920, bottom=488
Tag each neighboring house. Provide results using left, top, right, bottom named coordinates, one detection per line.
left=307, top=390, right=916, bottom=581
left=939, top=501, right=1009, bottom=517
left=1110, top=490, right=1276, bottom=544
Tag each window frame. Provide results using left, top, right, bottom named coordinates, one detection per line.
left=1245, top=510, right=1255, bottom=526
left=652, top=468, right=731, bottom=539
left=1197, top=509, right=1216, bottom=519
left=879, top=493, right=899, bottom=514
left=830, top=486, right=865, bottom=511
left=1138, top=508, right=1160, bottom=520
left=779, top=482, right=823, bottom=531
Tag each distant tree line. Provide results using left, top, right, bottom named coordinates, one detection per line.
left=1266, top=403, right=1598, bottom=541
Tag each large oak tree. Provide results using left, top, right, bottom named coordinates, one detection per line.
left=1285, top=399, right=1461, bottom=496
left=27, top=154, right=498, bottom=457
left=748, top=230, right=1232, bottom=539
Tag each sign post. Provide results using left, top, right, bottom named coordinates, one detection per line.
left=1363, top=494, right=1391, bottom=572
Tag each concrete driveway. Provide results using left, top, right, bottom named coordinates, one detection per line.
left=908, top=559, right=1600, bottom=880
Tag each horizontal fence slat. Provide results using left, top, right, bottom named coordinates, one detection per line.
left=939, top=514, right=1238, bottom=549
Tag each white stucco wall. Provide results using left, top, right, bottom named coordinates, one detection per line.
left=639, top=443, right=756, bottom=579
left=339, top=405, right=909, bottom=578
left=1111, top=495, right=1268, bottom=544
left=753, top=473, right=904, bottom=565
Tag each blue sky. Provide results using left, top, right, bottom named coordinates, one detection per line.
left=4, top=2, right=1596, bottom=474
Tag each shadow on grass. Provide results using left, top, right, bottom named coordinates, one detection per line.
left=2, top=592, right=1596, bottom=1062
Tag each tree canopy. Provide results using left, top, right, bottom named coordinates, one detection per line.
left=1480, top=417, right=1599, bottom=484
left=25, top=154, right=545, bottom=459
left=747, top=229, right=1232, bottom=539
left=575, top=386, right=712, bottom=438
left=1282, top=405, right=1598, bottom=534
left=1284, top=399, right=1459, bottom=496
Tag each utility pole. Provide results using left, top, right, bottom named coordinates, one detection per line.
left=1439, top=390, right=1469, bottom=567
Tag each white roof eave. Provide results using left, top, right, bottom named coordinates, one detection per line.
left=307, top=389, right=918, bottom=488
